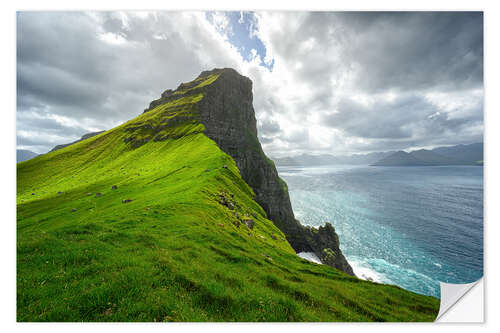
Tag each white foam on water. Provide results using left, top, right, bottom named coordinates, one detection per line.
left=348, top=257, right=388, bottom=284
left=297, top=253, right=388, bottom=284
left=297, top=252, right=322, bottom=264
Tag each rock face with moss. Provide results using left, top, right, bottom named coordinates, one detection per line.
left=145, top=68, right=353, bottom=275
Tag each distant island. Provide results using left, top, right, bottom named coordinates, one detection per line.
left=273, top=151, right=395, bottom=166
left=16, top=149, right=38, bottom=163
left=273, top=142, right=483, bottom=167
left=371, top=143, right=483, bottom=166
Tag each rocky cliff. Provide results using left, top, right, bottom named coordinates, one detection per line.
left=145, top=68, right=354, bottom=276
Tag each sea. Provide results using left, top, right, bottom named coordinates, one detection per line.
left=277, top=165, right=483, bottom=298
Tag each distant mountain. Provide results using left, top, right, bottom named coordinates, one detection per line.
left=50, top=131, right=105, bottom=152
left=372, top=143, right=483, bottom=166
left=274, top=143, right=483, bottom=167
left=371, top=151, right=423, bottom=166
left=432, top=142, right=483, bottom=163
left=16, top=149, right=38, bottom=163
left=273, top=151, right=395, bottom=166
left=339, top=151, right=395, bottom=165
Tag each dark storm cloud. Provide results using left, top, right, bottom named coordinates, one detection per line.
left=283, top=12, right=483, bottom=93
left=335, top=12, right=483, bottom=93
left=323, top=93, right=483, bottom=142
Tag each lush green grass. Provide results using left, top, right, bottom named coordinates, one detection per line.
left=17, top=74, right=439, bottom=322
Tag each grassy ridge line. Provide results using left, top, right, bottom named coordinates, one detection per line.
left=17, top=74, right=440, bottom=321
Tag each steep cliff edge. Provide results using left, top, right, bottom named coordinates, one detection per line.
left=146, top=68, right=354, bottom=275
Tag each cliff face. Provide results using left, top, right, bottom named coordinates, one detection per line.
left=146, top=68, right=354, bottom=276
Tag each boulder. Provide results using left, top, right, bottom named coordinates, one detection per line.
left=242, top=218, right=254, bottom=229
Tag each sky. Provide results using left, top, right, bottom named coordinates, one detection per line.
left=16, top=11, right=483, bottom=157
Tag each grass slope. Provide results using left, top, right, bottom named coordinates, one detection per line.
left=17, top=74, right=439, bottom=322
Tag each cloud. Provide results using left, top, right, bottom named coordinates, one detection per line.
left=16, top=11, right=244, bottom=153
left=17, top=11, right=483, bottom=156
left=335, top=12, right=483, bottom=93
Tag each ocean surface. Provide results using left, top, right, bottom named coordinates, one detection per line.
left=278, top=165, right=483, bottom=298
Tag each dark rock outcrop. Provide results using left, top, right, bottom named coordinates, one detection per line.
left=196, top=68, right=353, bottom=275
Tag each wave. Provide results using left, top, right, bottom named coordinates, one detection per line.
left=348, top=257, right=389, bottom=283
left=297, top=252, right=322, bottom=264
left=298, top=252, right=441, bottom=297
left=348, top=256, right=441, bottom=297
left=298, top=252, right=391, bottom=284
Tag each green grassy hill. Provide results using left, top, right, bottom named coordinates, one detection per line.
left=17, top=72, right=439, bottom=322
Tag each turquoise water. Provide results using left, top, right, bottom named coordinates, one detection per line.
left=277, top=165, right=483, bottom=297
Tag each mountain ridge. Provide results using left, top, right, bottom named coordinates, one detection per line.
left=17, top=149, right=38, bottom=163
left=372, top=143, right=483, bottom=166
left=274, top=151, right=395, bottom=166
left=273, top=143, right=483, bottom=167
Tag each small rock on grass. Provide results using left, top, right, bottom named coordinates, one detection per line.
left=242, top=218, right=254, bottom=229
left=122, top=199, right=132, bottom=203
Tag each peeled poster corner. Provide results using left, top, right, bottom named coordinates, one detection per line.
left=435, top=278, right=484, bottom=323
